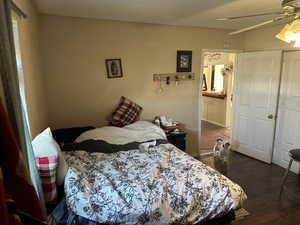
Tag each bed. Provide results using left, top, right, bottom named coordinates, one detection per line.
left=49, top=121, right=246, bottom=225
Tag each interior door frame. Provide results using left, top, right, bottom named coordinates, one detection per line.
left=198, top=48, right=243, bottom=156
left=231, top=50, right=284, bottom=164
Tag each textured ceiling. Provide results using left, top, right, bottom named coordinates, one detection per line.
left=35, top=0, right=285, bottom=30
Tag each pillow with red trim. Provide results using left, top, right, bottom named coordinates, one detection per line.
left=35, top=156, right=58, bottom=203
left=32, top=128, right=68, bottom=203
left=111, top=96, right=143, bottom=127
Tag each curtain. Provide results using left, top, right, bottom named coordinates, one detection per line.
left=0, top=97, right=45, bottom=224
left=0, top=0, right=46, bottom=217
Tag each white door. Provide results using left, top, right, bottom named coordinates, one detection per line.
left=232, top=51, right=282, bottom=163
left=273, top=51, right=300, bottom=173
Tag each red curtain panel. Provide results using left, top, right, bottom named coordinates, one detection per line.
left=0, top=98, right=44, bottom=224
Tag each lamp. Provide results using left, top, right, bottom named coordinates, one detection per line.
left=276, top=20, right=300, bottom=47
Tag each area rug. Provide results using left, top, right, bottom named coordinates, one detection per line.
left=234, top=208, right=250, bottom=221
left=208, top=208, right=250, bottom=225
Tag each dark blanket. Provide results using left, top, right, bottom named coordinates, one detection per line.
left=62, top=139, right=169, bottom=153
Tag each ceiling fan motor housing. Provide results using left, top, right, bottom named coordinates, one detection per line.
left=283, top=0, right=300, bottom=9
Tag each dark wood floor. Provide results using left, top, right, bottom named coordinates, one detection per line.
left=201, top=151, right=300, bottom=225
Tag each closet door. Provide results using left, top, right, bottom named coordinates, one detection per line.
left=273, top=51, right=300, bottom=173
left=232, top=51, right=282, bottom=163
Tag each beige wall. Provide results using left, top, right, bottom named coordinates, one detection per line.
left=13, top=0, right=48, bottom=137
left=39, top=15, right=244, bottom=156
left=244, top=24, right=300, bottom=50
left=202, top=96, right=227, bottom=127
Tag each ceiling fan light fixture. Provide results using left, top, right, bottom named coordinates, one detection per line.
left=276, top=24, right=291, bottom=42
left=276, top=19, right=300, bottom=45
left=287, top=31, right=300, bottom=41
left=293, top=40, right=300, bottom=47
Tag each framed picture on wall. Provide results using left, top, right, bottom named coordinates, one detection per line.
left=106, top=58, right=123, bottom=79
left=176, top=50, right=192, bottom=72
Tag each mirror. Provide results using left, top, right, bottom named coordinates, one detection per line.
left=202, top=74, right=207, bottom=91
left=202, top=64, right=226, bottom=99
left=211, top=64, right=225, bottom=92
left=203, top=64, right=225, bottom=92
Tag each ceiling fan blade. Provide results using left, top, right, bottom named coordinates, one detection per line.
left=229, top=20, right=275, bottom=35
left=229, top=15, right=294, bottom=35
left=217, top=12, right=283, bottom=21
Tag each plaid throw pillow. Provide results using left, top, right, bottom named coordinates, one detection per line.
left=35, top=155, right=58, bottom=203
left=111, top=96, right=143, bottom=127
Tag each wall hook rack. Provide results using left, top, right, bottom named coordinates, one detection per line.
left=153, top=72, right=195, bottom=85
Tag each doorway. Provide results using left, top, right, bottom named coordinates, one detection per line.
left=200, top=51, right=237, bottom=153
left=199, top=50, right=300, bottom=173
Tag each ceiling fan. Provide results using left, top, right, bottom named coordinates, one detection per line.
left=218, top=0, right=300, bottom=35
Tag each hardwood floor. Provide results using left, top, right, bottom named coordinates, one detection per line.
left=199, top=121, right=300, bottom=224
left=200, top=151, right=300, bottom=225
left=200, top=121, right=230, bottom=151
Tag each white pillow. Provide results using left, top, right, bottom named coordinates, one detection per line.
left=56, top=151, right=68, bottom=186
left=32, top=128, right=68, bottom=186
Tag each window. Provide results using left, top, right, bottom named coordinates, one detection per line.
left=12, top=17, right=31, bottom=133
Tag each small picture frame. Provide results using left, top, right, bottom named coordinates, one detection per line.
left=106, top=58, right=123, bottom=79
left=177, top=50, right=192, bottom=72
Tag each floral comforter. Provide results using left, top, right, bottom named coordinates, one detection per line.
left=63, top=137, right=246, bottom=225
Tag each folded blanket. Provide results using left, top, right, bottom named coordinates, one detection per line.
left=62, top=139, right=168, bottom=154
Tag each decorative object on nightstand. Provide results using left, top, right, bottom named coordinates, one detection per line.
left=153, top=115, right=179, bottom=130
left=152, top=116, right=186, bottom=151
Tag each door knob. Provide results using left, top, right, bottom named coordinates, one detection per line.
left=268, top=114, right=274, bottom=119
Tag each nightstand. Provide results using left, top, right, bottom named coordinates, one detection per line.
left=166, top=131, right=186, bottom=152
